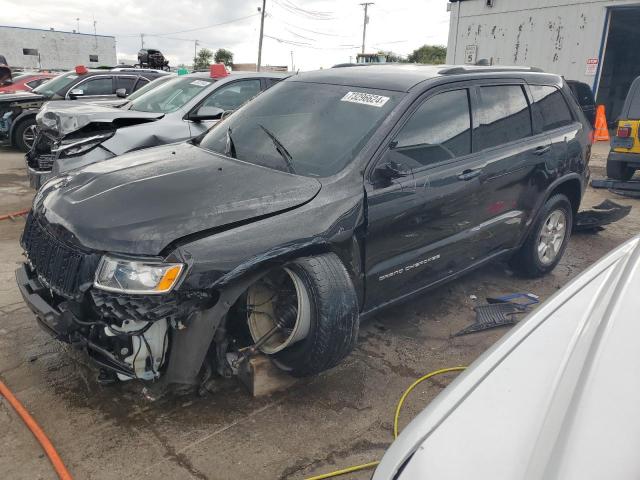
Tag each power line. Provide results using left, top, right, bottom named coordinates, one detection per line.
left=264, top=34, right=359, bottom=50
left=156, top=13, right=259, bottom=36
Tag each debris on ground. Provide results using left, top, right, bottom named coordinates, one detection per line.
left=455, top=293, right=539, bottom=336
left=574, top=199, right=632, bottom=232
left=590, top=178, right=640, bottom=198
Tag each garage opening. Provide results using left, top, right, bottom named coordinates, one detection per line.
left=597, top=7, right=640, bottom=126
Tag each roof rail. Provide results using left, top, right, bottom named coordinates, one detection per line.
left=439, top=66, right=544, bottom=75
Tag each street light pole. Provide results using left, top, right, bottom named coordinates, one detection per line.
left=257, top=0, right=266, bottom=71
left=360, top=2, right=374, bottom=55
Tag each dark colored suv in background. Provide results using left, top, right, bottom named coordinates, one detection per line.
left=17, top=65, right=591, bottom=392
left=0, top=67, right=167, bottom=151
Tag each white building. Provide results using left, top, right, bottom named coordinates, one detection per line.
left=446, top=0, right=640, bottom=120
left=0, top=25, right=116, bottom=71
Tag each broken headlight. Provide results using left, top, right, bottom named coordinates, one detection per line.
left=53, top=132, right=114, bottom=157
left=94, top=255, right=184, bottom=294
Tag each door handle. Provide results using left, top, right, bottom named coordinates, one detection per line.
left=457, top=168, right=482, bottom=181
left=534, top=145, right=552, bottom=155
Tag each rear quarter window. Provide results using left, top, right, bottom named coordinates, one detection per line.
left=530, top=85, right=574, bottom=131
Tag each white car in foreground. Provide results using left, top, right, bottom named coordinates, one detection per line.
left=374, top=235, right=640, bottom=480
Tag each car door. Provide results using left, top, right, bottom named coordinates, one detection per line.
left=187, top=78, right=263, bottom=136
left=67, top=75, right=114, bottom=100
left=364, top=86, right=486, bottom=309
left=470, top=82, right=550, bottom=253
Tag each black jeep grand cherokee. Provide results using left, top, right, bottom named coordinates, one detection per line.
left=17, top=65, right=591, bottom=390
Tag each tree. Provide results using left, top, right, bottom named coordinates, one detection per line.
left=214, top=48, right=234, bottom=67
left=407, top=45, right=447, bottom=64
left=193, top=48, right=213, bottom=70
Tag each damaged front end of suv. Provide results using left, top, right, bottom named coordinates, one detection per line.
left=26, top=102, right=163, bottom=189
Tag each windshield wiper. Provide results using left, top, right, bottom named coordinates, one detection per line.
left=225, top=126, right=237, bottom=158
left=258, top=124, right=295, bottom=174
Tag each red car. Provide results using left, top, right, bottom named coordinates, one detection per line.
left=0, top=72, right=57, bottom=94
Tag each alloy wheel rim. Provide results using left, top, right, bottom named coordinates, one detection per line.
left=23, top=125, right=37, bottom=149
left=537, top=209, right=567, bottom=265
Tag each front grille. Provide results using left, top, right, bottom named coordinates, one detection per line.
left=33, top=154, right=56, bottom=171
left=26, top=133, right=56, bottom=171
left=21, top=214, right=85, bottom=298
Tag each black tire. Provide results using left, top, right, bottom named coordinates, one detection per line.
left=272, top=253, right=359, bottom=377
left=606, top=160, right=635, bottom=181
left=510, top=194, right=573, bottom=278
left=14, top=117, right=37, bottom=152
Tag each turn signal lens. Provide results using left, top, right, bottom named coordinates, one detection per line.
left=156, top=265, right=183, bottom=292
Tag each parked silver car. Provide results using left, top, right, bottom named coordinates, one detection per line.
left=374, top=234, right=640, bottom=480
left=26, top=71, right=287, bottom=189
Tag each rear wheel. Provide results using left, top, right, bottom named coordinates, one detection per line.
left=246, top=253, right=359, bottom=377
left=511, top=194, right=573, bottom=277
left=14, top=117, right=38, bottom=152
left=606, top=160, right=635, bottom=181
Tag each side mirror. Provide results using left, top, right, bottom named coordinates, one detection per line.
left=115, top=88, right=127, bottom=98
left=1, top=79, right=12, bottom=86
left=189, top=106, right=225, bottom=122
left=375, top=161, right=409, bottom=181
left=69, top=88, right=84, bottom=99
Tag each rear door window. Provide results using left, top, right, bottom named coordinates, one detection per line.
left=116, top=76, right=137, bottom=94
left=390, top=89, right=472, bottom=169
left=475, top=85, right=532, bottom=151
left=530, top=85, right=574, bottom=131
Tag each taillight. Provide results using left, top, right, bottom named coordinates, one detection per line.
left=617, top=126, right=632, bottom=138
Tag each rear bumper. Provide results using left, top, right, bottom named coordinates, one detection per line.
left=607, top=151, right=640, bottom=168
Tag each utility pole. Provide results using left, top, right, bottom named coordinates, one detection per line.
left=194, top=40, right=199, bottom=65
left=290, top=50, right=294, bottom=72
left=257, top=0, right=266, bottom=71
left=140, top=33, right=145, bottom=49
left=76, top=18, right=80, bottom=33
left=360, top=2, right=374, bottom=54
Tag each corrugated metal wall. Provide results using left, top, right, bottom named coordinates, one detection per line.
left=0, top=26, right=117, bottom=70
left=446, top=0, right=640, bottom=87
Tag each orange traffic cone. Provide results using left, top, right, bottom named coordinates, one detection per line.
left=593, top=104, right=610, bottom=142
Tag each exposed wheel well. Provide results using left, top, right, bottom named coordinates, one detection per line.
left=548, top=178, right=581, bottom=219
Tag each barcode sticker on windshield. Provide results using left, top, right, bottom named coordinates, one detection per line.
left=190, top=80, right=210, bottom=87
left=341, top=91, right=389, bottom=107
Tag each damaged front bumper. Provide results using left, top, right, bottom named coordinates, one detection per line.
left=26, top=131, right=115, bottom=189
left=16, top=263, right=137, bottom=378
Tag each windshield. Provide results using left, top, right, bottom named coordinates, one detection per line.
left=128, top=76, right=214, bottom=113
left=199, top=81, right=402, bottom=177
left=32, top=71, right=79, bottom=97
left=124, top=75, right=173, bottom=102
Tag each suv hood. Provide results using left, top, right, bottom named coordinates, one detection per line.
left=37, top=142, right=321, bottom=255
left=37, top=101, right=164, bottom=137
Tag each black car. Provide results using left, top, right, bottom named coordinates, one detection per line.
left=16, top=65, right=592, bottom=391
left=567, top=79, right=596, bottom=127
left=0, top=67, right=167, bottom=151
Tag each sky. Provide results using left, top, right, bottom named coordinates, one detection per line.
left=0, top=0, right=451, bottom=70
